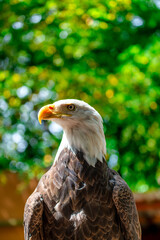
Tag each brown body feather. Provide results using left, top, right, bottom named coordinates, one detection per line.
left=24, top=148, right=141, bottom=240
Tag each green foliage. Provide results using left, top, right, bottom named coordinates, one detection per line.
left=0, top=0, right=160, bottom=192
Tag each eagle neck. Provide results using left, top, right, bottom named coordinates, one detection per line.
left=54, top=124, right=106, bottom=167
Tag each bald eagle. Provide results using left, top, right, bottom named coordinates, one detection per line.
left=24, top=99, right=141, bottom=240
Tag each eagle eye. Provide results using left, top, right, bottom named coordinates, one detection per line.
left=67, top=104, right=75, bottom=111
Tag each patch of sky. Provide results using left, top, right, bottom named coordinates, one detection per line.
left=0, top=99, right=8, bottom=111
left=49, top=122, right=63, bottom=138
left=131, top=16, right=144, bottom=27
left=38, top=88, right=52, bottom=101
left=154, top=0, right=160, bottom=9
left=12, top=21, right=24, bottom=29
left=30, top=14, right=42, bottom=24
left=108, top=154, right=118, bottom=168
left=59, top=31, right=68, bottom=39
left=17, top=86, right=31, bottom=98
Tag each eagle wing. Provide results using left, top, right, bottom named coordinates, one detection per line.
left=111, top=170, right=141, bottom=240
left=24, top=191, right=44, bottom=240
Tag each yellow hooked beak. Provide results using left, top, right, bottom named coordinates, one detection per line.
left=38, top=104, right=71, bottom=124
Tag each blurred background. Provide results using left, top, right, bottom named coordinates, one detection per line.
left=0, top=0, right=160, bottom=239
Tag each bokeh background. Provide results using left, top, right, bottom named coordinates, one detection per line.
left=0, top=0, right=160, bottom=239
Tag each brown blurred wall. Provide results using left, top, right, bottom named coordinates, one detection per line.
left=0, top=172, right=37, bottom=240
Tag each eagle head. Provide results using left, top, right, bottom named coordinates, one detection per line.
left=38, top=99, right=106, bottom=166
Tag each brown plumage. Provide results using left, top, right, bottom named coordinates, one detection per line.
left=24, top=99, right=141, bottom=240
